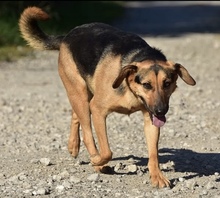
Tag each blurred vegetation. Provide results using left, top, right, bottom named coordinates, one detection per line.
left=0, top=1, right=125, bottom=61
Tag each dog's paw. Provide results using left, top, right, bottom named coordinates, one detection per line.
left=68, top=140, right=80, bottom=158
left=90, top=154, right=111, bottom=166
left=68, top=146, right=79, bottom=158
left=150, top=171, right=171, bottom=188
left=90, top=154, right=103, bottom=165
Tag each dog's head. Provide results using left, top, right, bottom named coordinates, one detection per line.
left=112, top=60, right=196, bottom=127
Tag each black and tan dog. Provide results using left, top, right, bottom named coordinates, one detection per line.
left=19, top=6, right=196, bottom=188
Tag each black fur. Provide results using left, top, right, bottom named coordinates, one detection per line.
left=63, top=23, right=166, bottom=77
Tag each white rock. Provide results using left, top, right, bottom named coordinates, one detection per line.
left=87, top=173, right=100, bottom=182
left=178, top=177, right=185, bottom=182
left=40, top=158, right=51, bottom=166
left=56, top=185, right=65, bottom=193
left=36, top=188, right=48, bottom=195
left=127, top=164, right=137, bottom=173
left=69, top=176, right=81, bottom=184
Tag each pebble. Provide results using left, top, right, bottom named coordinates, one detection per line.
left=178, top=177, right=185, bottom=182
left=114, top=162, right=124, bottom=172
left=52, top=175, right=62, bottom=182
left=127, top=164, right=137, bottom=173
left=23, top=189, right=32, bottom=195
left=8, top=175, right=19, bottom=184
left=201, top=190, right=208, bottom=195
left=116, top=178, right=122, bottom=182
left=62, top=180, right=72, bottom=189
left=87, top=173, right=100, bottom=182
left=59, top=170, right=70, bottom=179
left=40, top=158, right=51, bottom=166
left=35, top=187, right=49, bottom=195
left=69, top=176, right=81, bottom=184
left=56, top=185, right=65, bottom=193
left=206, top=181, right=216, bottom=190
left=185, top=180, right=198, bottom=190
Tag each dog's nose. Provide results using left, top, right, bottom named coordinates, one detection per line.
left=154, top=106, right=168, bottom=116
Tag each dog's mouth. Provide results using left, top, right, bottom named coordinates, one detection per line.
left=139, top=96, right=166, bottom=127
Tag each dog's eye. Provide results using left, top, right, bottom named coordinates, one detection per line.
left=143, top=82, right=152, bottom=90
left=164, top=81, right=171, bottom=88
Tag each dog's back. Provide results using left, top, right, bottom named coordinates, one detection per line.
left=63, top=22, right=155, bottom=76
left=19, top=7, right=166, bottom=77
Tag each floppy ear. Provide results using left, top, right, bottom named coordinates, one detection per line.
left=175, top=63, right=196, bottom=86
left=112, top=65, right=137, bottom=89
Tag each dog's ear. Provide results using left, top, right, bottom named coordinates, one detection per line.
left=174, top=63, right=196, bottom=86
left=112, top=65, right=138, bottom=89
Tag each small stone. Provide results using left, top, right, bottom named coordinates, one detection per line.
left=178, top=177, right=185, bottom=182
left=115, top=192, right=121, bottom=197
left=137, top=169, right=144, bottom=176
left=127, top=157, right=135, bottom=164
left=40, top=158, right=51, bottom=166
left=52, top=175, right=62, bottom=182
left=161, top=163, right=169, bottom=170
left=18, top=173, right=27, bottom=181
left=127, top=164, right=137, bottom=173
left=8, top=175, right=19, bottom=184
left=142, top=180, right=148, bottom=184
left=59, top=170, right=69, bottom=179
left=206, top=181, right=216, bottom=190
left=0, top=180, right=5, bottom=186
left=0, top=173, right=5, bottom=179
left=56, top=185, right=65, bottom=193
left=87, top=173, right=100, bottom=182
left=185, top=180, right=197, bottom=190
left=201, top=190, right=208, bottom=195
left=169, top=129, right=176, bottom=136
left=116, top=178, right=122, bottom=182
left=36, top=187, right=48, bottom=195
left=62, top=180, right=72, bottom=189
left=114, top=163, right=124, bottom=172
left=23, top=189, right=32, bottom=194
left=69, top=176, right=81, bottom=184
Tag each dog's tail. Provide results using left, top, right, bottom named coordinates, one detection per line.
left=19, top=6, right=65, bottom=50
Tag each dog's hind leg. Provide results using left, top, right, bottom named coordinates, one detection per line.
left=58, top=44, right=99, bottom=159
left=68, top=110, right=80, bottom=157
left=58, top=65, right=81, bottom=157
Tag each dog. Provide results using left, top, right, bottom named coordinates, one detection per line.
left=19, top=6, right=196, bottom=188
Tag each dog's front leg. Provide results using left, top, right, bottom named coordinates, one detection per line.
left=143, top=111, right=170, bottom=188
left=89, top=98, right=113, bottom=172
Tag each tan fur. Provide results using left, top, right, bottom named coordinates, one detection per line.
left=18, top=6, right=196, bottom=188
left=19, top=7, right=50, bottom=50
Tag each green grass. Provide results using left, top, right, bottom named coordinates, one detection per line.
left=0, top=46, right=34, bottom=62
left=0, top=1, right=125, bottom=62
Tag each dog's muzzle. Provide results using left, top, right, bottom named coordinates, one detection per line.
left=139, top=96, right=167, bottom=128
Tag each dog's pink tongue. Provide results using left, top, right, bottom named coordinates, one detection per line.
left=153, top=115, right=166, bottom=127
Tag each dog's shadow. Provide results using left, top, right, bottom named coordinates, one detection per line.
left=111, top=148, right=220, bottom=182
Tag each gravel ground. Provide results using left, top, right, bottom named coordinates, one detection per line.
left=1, top=33, right=220, bottom=198
left=1, top=3, right=220, bottom=198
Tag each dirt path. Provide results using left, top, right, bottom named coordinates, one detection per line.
left=0, top=2, right=220, bottom=198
